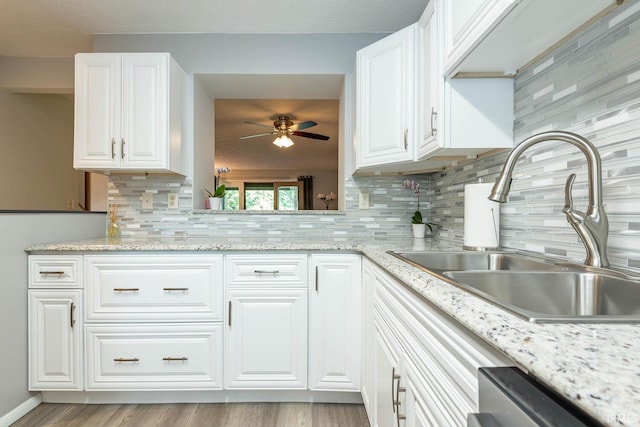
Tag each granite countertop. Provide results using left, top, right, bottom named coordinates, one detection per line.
left=26, top=236, right=640, bottom=426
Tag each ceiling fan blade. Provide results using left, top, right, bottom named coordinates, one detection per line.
left=290, top=120, right=317, bottom=131
left=292, top=131, right=330, bottom=141
left=244, top=121, right=275, bottom=129
left=239, top=132, right=275, bottom=139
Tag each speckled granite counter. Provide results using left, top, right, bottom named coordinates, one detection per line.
left=26, top=236, right=640, bottom=426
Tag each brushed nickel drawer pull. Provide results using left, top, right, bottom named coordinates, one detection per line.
left=40, top=271, right=65, bottom=276
left=162, top=356, right=188, bottom=362
left=70, top=302, right=76, bottom=328
left=114, top=357, right=139, bottom=362
left=163, top=287, right=189, bottom=291
left=254, top=270, right=280, bottom=275
left=114, top=288, right=139, bottom=292
left=430, top=107, right=438, bottom=137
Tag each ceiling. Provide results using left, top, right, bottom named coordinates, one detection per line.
left=214, top=98, right=339, bottom=171
left=203, top=74, right=341, bottom=173
left=0, top=0, right=429, bottom=58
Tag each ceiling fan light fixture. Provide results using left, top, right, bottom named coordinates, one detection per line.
left=273, top=134, right=294, bottom=148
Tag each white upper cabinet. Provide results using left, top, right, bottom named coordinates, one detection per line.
left=74, top=53, right=188, bottom=175
left=441, top=0, right=616, bottom=75
left=355, top=1, right=514, bottom=174
left=356, top=24, right=417, bottom=168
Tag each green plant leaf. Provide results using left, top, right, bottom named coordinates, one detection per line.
left=213, top=185, right=226, bottom=198
left=411, top=210, right=423, bottom=224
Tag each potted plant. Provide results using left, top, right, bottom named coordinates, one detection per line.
left=205, top=185, right=226, bottom=210
left=404, top=179, right=436, bottom=238
left=411, top=210, right=436, bottom=238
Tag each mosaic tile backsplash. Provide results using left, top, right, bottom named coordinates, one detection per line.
left=429, top=1, right=640, bottom=271
left=108, top=1, right=640, bottom=271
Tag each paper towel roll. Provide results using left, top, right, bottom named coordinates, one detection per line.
left=464, top=183, right=500, bottom=250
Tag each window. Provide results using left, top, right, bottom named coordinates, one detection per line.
left=242, top=182, right=303, bottom=211
left=223, top=187, right=239, bottom=210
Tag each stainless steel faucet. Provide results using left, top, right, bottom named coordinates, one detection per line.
left=489, top=131, right=610, bottom=268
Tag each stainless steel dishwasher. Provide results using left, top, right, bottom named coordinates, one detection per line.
left=468, top=367, right=604, bottom=427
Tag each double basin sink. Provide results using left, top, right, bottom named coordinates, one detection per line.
left=388, top=251, right=640, bottom=323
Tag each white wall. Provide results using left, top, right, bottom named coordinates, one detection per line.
left=0, top=213, right=105, bottom=423
left=0, top=56, right=74, bottom=93
left=193, top=79, right=216, bottom=209
left=0, top=92, right=85, bottom=210
left=93, top=33, right=387, bottom=75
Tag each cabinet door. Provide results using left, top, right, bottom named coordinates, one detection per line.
left=404, top=359, right=439, bottom=427
left=440, top=0, right=515, bottom=74
left=121, top=54, right=169, bottom=170
left=225, top=288, right=307, bottom=389
left=74, top=53, right=122, bottom=169
left=309, top=254, right=361, bottom=391
left=29, top=290, right=82, bottom=390
left=417, top=1, right=442, bottom=159
left=361, top=260, right=376, bottom=418
left=373, top=317, right=401, bottom=427
left=357, top=24, right=416, bottom=168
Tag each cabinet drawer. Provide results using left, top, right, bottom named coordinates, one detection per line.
left=85, top=324, right=223, bottom=390
left=85, top=254, right=223, bottom=321
left=226, top=254, right=307, bottom=287
left=29, top=255, right=83, bottom=288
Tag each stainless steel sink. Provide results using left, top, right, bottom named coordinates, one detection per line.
left=445, top=271, right=640, bottom=323
left=388, top=251, right=566, bottom=274
left=388, top=250, right=640, bottom=323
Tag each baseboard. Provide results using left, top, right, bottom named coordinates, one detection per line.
left=41, top=390, right=363, bottom=405
left=0, top=394, right=43, bottom=427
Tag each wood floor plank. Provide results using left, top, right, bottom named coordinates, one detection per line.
left=185, top=403, right=232, bottom=426
left=11, top=402, right=370, bottom=427
left=312, top=403, right=370, bottom=427
left=11, top=403, right=76, bottom=427
left=275, top=402, right=312, bottom=426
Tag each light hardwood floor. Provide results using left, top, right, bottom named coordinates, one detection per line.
left=12, top=402, right=371, bottom=427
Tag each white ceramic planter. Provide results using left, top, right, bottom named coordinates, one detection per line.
left=209, top=197, right=222, bottom=210
left=412, top=223, right=426, bottom=238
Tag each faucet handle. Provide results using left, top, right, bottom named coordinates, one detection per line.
left=563, top=173, right=586, bottom=222
left=562, top=173, right=576, bottom=214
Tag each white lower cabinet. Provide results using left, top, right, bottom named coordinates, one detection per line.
left=28, top=290, right=83, bottom=390
left=362, top=258, right=511, bottom=427
left=83, top=254, right=225, bottom=391
left=225, top=254, right=309, bottom=389
left=309, top=254, right=361, bottom=391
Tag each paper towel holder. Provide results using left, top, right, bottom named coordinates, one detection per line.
left=463, top=182, right=501, bottom=251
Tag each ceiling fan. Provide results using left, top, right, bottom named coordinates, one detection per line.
left=240, top=115, right=330, bottom=148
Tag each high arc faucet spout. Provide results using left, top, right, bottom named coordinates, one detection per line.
left=489, top=131, right=609, bottom=268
